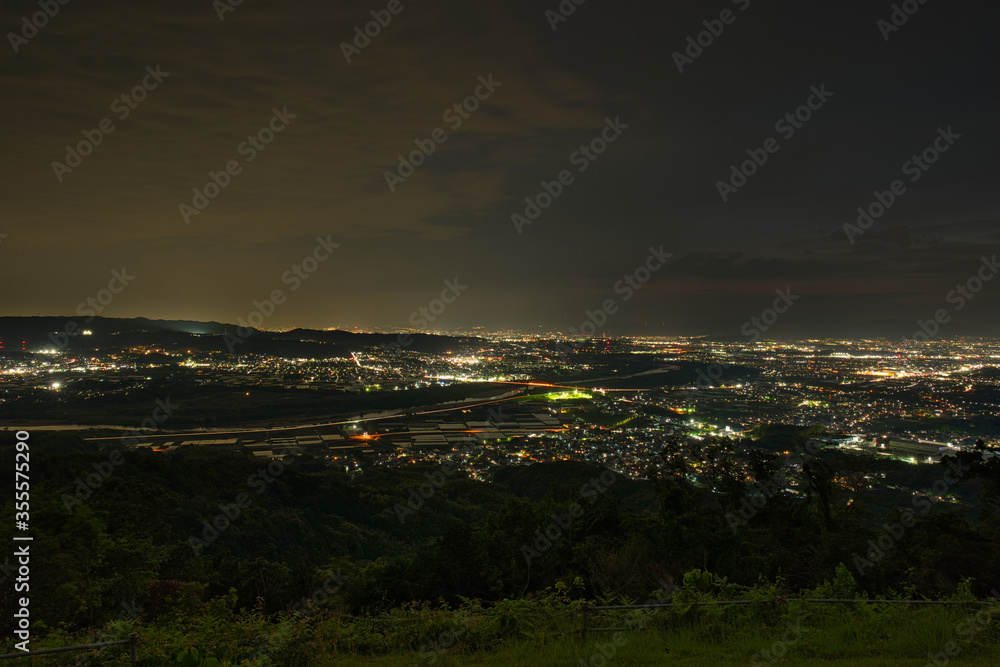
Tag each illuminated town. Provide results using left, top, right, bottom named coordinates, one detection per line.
left=3, top=321, right=997, bottom=486
left=4, top=0, right=999, bottom=659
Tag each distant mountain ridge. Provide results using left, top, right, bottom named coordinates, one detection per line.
left=0, top=316, right=479, bottom=356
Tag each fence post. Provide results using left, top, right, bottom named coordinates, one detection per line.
left=129, top=633, right=137, bottom=666
left=580, top=603, right=588, bottom=642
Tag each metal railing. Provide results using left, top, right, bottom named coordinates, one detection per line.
left=579, top=598, right=994, bottom=640
left=0, top=633, right=137, bottom=665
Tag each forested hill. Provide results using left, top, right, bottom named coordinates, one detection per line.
left=2, top=429, right=999, bottom=640
left=0, top=316, right=478, bottom=356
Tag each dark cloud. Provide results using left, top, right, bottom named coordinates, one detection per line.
left=0, top=0, right=998, bottom=336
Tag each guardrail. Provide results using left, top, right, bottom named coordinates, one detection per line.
left=579, top=598, right=994, bottom=640
left=0, top=633, right=137, bottom=664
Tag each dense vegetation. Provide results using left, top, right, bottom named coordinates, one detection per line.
left=2, top=426, right=999, bottom=664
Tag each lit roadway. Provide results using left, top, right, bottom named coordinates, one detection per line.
left=83, top=377, right=657, bottom=443
left=83, top=386, right=544, bottom=442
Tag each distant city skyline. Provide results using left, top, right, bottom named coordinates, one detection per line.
left=2, top=313, right=997, bottom=345
left=1, top=0, right=998, bottom=338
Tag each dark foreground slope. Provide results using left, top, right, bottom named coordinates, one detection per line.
left=1, top=430, right=999, bottom=664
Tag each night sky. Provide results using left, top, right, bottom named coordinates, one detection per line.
left=2, top=0, right=998, bottom=338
